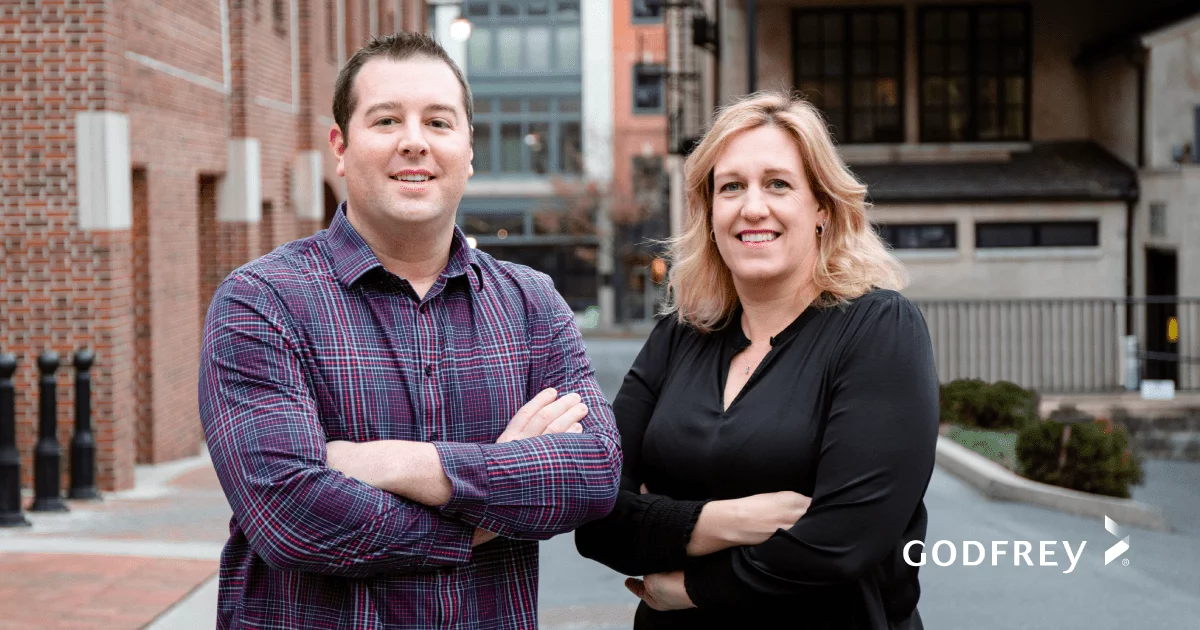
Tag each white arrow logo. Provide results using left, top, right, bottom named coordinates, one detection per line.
left=1104, top=516, right=1130, bottom=565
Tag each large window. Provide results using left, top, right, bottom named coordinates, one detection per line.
left=876, top=223, right=957, bottom=249
left=633, top=0, right=663, bottom=22
left=975, top=221, right=1098, bottom=248
left=472, top=96, right=582, bottom=175
left=919, top=6, right=1030, bottom=142
left=792, top=8, right=903, bottom=143
left=633, top=64, right=665, bottom=114
left=463, top=0, right=581, bottom=74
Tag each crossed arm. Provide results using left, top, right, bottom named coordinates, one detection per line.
left=199, top=274, right=622, bottom=578
left=576, top=296, right=939, bottom=611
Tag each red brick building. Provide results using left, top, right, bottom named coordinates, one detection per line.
left=1, top=0, right=425, bottom=492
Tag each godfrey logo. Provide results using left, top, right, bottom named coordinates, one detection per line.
left=1104, top=515, right=1130, bottom=565
left=903, top=516, right=1130, bottom=574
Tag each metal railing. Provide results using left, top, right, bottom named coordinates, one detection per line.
left=912, top=298, right=1200, bottom=393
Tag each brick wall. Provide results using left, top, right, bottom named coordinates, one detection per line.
left=2, top=0, right=408, bottom=492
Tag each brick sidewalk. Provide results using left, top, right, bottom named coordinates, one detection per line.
left=0, top=553, right=216, bottom=630
left=0, top=455, right=229, bottom=630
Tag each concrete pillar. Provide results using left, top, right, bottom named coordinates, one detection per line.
left=76, top=113, right=133, bottom=231
left=219, top=139, right=263, bottom=223
left=292, top=150, right=325, bottom=222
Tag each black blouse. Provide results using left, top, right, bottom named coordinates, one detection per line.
left=575, top=290, right=939, bottom=629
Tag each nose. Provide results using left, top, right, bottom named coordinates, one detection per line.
left=742, top=186, right=769, bottom=220
left=396, top=118, right=429, bottom=156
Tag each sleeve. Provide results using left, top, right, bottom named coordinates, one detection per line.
left=682, top=293, right=940, bottom=607
left=573, top=316, right=710, bottom=576
left=199, top=273, right=475, bottom=578
left=431, top=276, right=623, bottom=540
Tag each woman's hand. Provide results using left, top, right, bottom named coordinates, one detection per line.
left=687, top=490, right=812, bottom=556
left=625, top=572, right=696, bottom=611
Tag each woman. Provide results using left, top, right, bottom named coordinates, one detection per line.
left=574, top=92, right=939, bottom=629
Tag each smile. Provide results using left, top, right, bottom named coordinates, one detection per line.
left=390, top=174, right=433, bottom=182
left=739, top=232, right=779, bottom=243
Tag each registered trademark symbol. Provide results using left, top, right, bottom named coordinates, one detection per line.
left=1122, top=559, right=1130, bottom=566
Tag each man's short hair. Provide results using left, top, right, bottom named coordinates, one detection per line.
left=332, top=32, right=473, bottom=147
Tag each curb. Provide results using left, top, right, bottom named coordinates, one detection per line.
left=935, top=436, right=1169, bottom=531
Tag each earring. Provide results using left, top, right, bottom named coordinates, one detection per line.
left=816, top=223, right=825, bottom=236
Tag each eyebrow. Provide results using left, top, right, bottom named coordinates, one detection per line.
left=714, top=167, right=797, bottom=180
left=361, top=101, right=461, bottom=121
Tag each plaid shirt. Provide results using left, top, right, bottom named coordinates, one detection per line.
left=198, top=207, right=622, bottom=629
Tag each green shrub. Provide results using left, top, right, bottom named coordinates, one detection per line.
left=1016, top=418, right=1144, bottom=498
left=940, top=379, right=1039, bottom=430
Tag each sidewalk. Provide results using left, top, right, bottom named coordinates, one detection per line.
left=0, top=453, right=228, bottom=630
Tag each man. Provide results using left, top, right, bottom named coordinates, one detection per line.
left=198, top=33, right=622, bottom=629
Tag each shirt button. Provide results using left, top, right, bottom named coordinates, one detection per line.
left=424, top=364, right=434, bottom=377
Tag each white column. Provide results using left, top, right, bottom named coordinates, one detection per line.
left=432, top=3, right=466, bottom=72
left=218, top=139, right=262, bottom=223
left=291, top=151, right=325, bottom=221
left=75, top=112, right=132, bottom=231
left=369, top=0, right=379, bottom=36
left=581, top=0, right=614, bottom=184
left=582, top=0, right=616, bottom=326
left=337, top=0, right=347, bottom=66
left=393, top=0, right=402, bottom=33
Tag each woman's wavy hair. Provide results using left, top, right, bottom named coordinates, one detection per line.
left=662, top=91, right=907, bottom=332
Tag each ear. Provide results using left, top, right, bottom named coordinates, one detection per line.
left=329, top=124, right=346, bottom=177
left=468, top=126, right=475, bottom=178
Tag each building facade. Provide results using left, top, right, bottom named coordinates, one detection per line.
left=669, top=0, right=1200, bottom=389
left=431, top=0, right=614, bottom=318
left=2, top=0, right=424, bottom=491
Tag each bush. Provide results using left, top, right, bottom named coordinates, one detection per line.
left=940, top=379, right=1040, bottom=430
left=1016, top=417, right=1144, bottom=498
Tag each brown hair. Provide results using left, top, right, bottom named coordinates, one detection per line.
left=332, top=32, right=472, bottom=147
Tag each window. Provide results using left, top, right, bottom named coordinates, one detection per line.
left=919, top=6, right=1030, bottom=142
left=975, top=221, right=1098, bottom=248
left=273, top=0, right=287, bottom=36
left=465, top=24, right=581, bottom=73
left=1150, top=202, right=1167, bottom=237
left=470, top=97, right=583, bottom=176
left=792, top=8, right=903, bottom=143
left=633, top=0, right=663, bottom=22
left=633, top=64, right=666, bottom=114
left=876, top=223, right=956, bottom=249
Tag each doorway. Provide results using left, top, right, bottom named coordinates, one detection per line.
left=1144, top=248, right=1178, bottom=382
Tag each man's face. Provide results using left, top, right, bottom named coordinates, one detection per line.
left=330, top=56, right=473, bottom=232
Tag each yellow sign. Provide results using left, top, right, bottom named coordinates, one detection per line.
left=1168, top=317, right=1179, bottom=343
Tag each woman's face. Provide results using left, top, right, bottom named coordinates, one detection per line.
left=710, top=125, right=826, bottom=292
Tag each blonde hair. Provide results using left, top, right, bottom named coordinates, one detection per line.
left=663, top=91, right=907, bottom=332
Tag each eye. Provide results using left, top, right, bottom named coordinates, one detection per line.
left=718, top=181, right=743, bottom=193
left=376, top=117, right=397, bottom=126
left=430, top=119, right=451, bottom=129
left=768, top=179, right=791, bottom=190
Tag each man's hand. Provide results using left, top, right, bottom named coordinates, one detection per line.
left=625, top=572, right=695, bottom=611
left=686, top=490, right=812, bottom=556
left=472, top=528, right=498, bottom=547
left=497, top=388, right=588, bottom=443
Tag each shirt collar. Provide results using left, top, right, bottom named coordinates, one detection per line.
left=324, top=202, right=484, bottom=291
left=724, top=301, right=821, bottom=350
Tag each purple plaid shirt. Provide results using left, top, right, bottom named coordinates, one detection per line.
left=198, top=207, right=622, bottom=629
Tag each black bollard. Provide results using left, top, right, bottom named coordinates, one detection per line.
left=30, top=351, right=67, bottom=512
left=69, top=349, right=100, bottom=500
left=0, top=353, right=30, bottom=527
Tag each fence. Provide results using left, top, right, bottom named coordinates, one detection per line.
left=913, top=297, right=1200, bottom=394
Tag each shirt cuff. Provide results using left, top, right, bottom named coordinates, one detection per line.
left=638, top=497, right=708, bottom=568
left=684, top=548, right=744, bottom=609
left=432, top=441, right=489, bottom=522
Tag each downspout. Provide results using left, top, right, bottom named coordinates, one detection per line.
left=1126, top=50, right=1147, bottom=336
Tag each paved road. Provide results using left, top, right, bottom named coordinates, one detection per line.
left=548, top=337, right=1200, bottom=629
